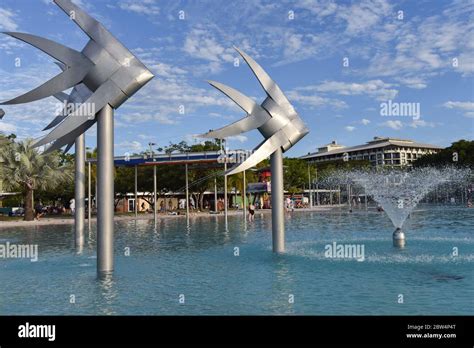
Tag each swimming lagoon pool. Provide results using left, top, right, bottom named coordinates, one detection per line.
left=0, top=205, right=472, bottom=315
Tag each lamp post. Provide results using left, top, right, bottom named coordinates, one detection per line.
left=308, top=164, right=312, bottom=208
left=86, top=146, right=92, bottom=230
left=149, top=142, right=157, bottom=224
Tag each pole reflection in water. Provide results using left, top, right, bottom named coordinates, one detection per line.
left=269, top=255, right=295, bottom=314
left=97, top=273, right=118, bottom=315
left=76, top=238, right=84, bottom=255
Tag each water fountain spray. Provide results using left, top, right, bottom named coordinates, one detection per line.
left=326, top=166, right=471, bottom=248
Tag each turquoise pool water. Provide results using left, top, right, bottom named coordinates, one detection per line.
left=0, top=205, right=472, bottom=315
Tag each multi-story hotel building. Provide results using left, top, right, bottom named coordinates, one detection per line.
left=301, top=136, right=442, bottom=167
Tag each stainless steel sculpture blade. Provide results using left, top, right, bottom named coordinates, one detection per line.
left=2, top=32, right=91, bottom=67
left=34, top=80, right=121, bottom=148
left=226, top=132, right=288, bottom=176
left=0, top=32, right=92, bottom=105
left=201, top=47, right=308, bottom=175
left=2, top=0, right=154, bottom=149
left=3, top=0, right=155, bottom=275
left=54, top=0, right=134, bottom=64
left=44, top=83, right=92, bottom=131
left=233, top=46, right=296, bottom=117
left=1, top=65, right=91, bottom=105
left=200, top=47, right=309, bottom=254
left=204, top=80, right=270, bottom=139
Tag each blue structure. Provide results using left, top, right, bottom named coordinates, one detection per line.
left=86, top=151, right=224, bottom=167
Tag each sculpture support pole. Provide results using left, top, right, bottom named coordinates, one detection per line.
left=214, top=177, right=218, bottom=212
left=185, top=164, right=189, bottom=217
left=224, top=161, right=228, bottom=224
left=74, top=133, right=85, bottom=248
left=88, top=160, right=91, bottom=230
left=271, top=148, right=284, bottom=253
left=97, top=104, right=114, bottom=275
left=134, top=165, right=138, bottom=218
left=242, top=170, right=247, bottom=217
left=153, top=165, right=157, bottom=223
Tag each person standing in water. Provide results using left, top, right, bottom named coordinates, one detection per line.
left=248, top=203, right=255, bottom=222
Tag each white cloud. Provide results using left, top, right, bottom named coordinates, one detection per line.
left=0, top=8, right=18, bottom=31
left=154, top=113, right=178, bottom=125
left=394, top=77, right=428, bottom=89
left=409, top=119, right=436, bottom=128
left=361, top=118, right=370, bottom=125
left=115, top=140, right=143, bottom=152
left=381, top=120, right=403, bottom=130
left=296, top=80, right=398, bottom=101
left=464, top=112, right=474, bottom=119
left=287, top=90, right=347, bottom=109
left=345, top=126, right=355, bottom=132
left=149, top=62, right=187, bottom=78
left=183, top=28, right=234, bottom=73
left=337, top=0, right=392, bottom=36
left=443, top=101, right=474, bottom=111
left=443, top=101, right=474, bottom=118
left=227, top=135, right=248, bottom=143
left=366, top=4, right=474, bottom=78
left=0, top=121, right=17, bottom=133
left=119, top=0, right=160, bottom=15
left=293, top=0, right=336, bottom=17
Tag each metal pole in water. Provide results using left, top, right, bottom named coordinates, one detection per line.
left=243, top=170, right=247, bottom=217
left=308, top=164, right=312, bottom=208
left=224, top=161, right=228, bottom=223
left=271, top=148, right=285, bottom=253
left=316, top=183, right=319, bottom=206
left=347, top=184, right=351, bottom=208
left=134, top=165, right=138, bottom=219
left=97, top=105, right=114, bottom=275
left=75, top=134, right=85, bottom=248
left=88, top=160, right=91, bottom=230
left=214, top=177, right=218, bottom=212
left=153, top=164, right=157, bottom=223
left=185, top=163, right=189, bottom=217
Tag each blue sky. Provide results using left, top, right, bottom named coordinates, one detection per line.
left=0, top=0, right=473, bottom=157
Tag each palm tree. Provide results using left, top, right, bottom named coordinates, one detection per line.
left=227, top=170, right=257, bottom=209
left=0, top=139, right=73, bottom=221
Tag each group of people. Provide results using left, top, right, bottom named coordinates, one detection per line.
left=34, top=201, right=68, bottom=220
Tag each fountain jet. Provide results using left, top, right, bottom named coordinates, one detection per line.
left=323, top=167, right=470, bottom=248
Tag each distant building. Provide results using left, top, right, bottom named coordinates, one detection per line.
left=301, top=137, right=442, bottom=167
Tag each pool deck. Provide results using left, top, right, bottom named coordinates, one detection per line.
left=0, top=205, right=345, bottom=229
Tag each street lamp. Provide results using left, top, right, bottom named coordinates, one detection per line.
left=149, top=142, right=157, bottom=224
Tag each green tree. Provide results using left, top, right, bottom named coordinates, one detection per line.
left=187, top=140, right=221, bottom=210
left=284, top=158, right=315, bottom=192
left=414, top=140, right=474, bottom=168
left=227, top=169, right=257, bottom=207
left=0, top=139, right=73, bottom=220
